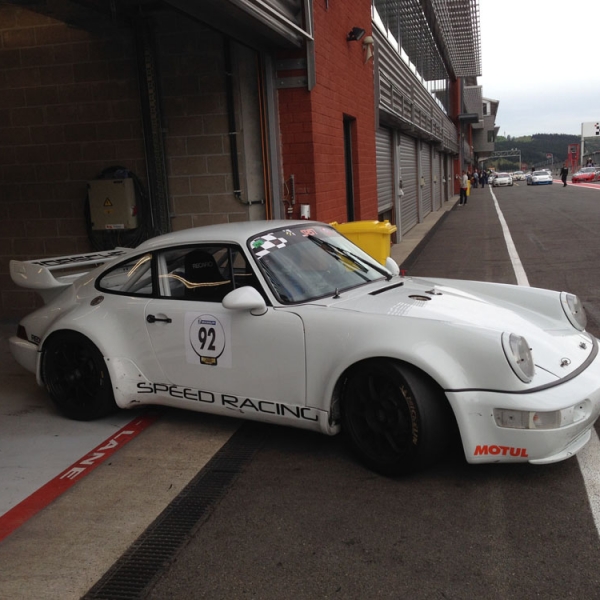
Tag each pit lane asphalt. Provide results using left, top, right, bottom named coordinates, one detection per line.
left=3, top=183, right=600, bottom=599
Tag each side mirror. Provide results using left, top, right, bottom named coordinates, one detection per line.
left=384, top=256, right=400, bottom=276
left=222, top=286, right=267, bottom=315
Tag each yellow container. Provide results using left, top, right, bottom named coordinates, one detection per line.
left=330, top=220, right=397, bottom=265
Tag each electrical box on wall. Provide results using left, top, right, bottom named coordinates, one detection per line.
left=88, top=178, right=138, bottom=230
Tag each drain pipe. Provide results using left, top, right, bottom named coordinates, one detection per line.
left=224, top=39, right=242, bottom=202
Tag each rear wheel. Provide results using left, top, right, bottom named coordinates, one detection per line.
left=42, top=331, right=117, bottom=421
left=341, top=360, right=452, bottom=475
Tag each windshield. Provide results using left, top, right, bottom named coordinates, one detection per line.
left=249, top=224, right=388, bottom=303
left=533, top=171, right=548, bottom=176
left=581, top=168, right=595, bottom=173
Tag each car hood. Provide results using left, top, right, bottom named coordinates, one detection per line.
left=325, top=276, right=593, bottom=378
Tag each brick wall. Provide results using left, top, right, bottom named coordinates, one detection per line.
left=278, top=0, right=377, bottom=224
left=0, top=3, right=145, bottom=319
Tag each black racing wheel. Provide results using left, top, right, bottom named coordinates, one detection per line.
left=341, top=360, right=453, bottom=475
left=42, top=331, right=117, bottom=421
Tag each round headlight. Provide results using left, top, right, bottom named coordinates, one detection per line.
left=560, top=292, right=587, bottom=331
left=502, top=332, right=535, bottom=383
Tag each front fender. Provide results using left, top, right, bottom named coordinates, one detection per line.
left=300, top=312, right=551, bottom=414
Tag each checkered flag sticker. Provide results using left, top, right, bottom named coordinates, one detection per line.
left=252, top=233, right=289, bottom=258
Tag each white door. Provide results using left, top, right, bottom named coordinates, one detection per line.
left=144, top=299, right=306, bottom=406
left=142, top=242, right=307, bottom=408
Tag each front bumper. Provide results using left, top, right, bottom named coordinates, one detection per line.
left=447, top=359, right=600, bottom=464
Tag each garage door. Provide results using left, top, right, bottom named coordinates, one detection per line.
left=399, top=134, right=418, bottom=234
left=376, top=127, right=394, bottom=215
left=421, top=142, right=432, bottom=218
left=433, top=149, right=442, bottom=211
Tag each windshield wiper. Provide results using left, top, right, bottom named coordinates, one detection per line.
left=307, top=235, right=392, bottom=281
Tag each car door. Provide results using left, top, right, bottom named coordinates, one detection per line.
left=143, top=243, right=307, bottom=409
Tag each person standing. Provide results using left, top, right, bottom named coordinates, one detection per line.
left=459, top=170, right=468, bottom=205
left=480, top=170, right=487, bottom=188
left=560, top=164, right=568, bottom=187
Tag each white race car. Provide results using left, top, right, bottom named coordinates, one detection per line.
left=527, top=171, right=553, bottom=185
left=9, top=221, right=600, bottom=475
left=493, top=172, right=513, bottom=187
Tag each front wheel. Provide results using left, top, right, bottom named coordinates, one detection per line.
left=42, top=331, right=117, bottom=421
left=341, top=360, right=453, bottom=475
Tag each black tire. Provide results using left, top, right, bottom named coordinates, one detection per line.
left=42, top=331, right=117, bottom=421
left=341, top=360, right=452, bottom=475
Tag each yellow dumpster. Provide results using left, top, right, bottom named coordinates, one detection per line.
left=330, top=220, right=397, bottom=265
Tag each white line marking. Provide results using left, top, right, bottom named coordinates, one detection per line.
left=489, top=188, right=530, bottom=286
left=577, top=430, right=600, bottom=537
left=488, top=186, right=600, bottom=536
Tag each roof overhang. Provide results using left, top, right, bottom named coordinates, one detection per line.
left=164, top=0, right=309, bottom=48
left=458, top=113, right=480, bottom=124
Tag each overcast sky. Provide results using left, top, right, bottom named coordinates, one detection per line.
left=477, top=0, right=600, bottom=138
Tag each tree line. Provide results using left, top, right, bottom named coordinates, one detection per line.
left=490, top=134, right=600, bottom=171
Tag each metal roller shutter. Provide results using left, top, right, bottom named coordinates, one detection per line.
left=376, top=128, right=394, bottom=215
left=399, top=134, right=418, bottom=235
left=433, top=150, right=442, bottom=210
left=421, top=142, right=432, bottom=218
left=445, top=154, right=453, bottom=202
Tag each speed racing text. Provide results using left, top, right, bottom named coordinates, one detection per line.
left=136, top=382, right=319, bottom=422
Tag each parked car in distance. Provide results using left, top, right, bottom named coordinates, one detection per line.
left=571, top=167, right=599, bottom=183
left=493, top=172, right=513, bottom=187
left=527, top=171, right=553, bottom=185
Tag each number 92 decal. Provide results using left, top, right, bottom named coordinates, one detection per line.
left=185, top=313, right=231, bottom=367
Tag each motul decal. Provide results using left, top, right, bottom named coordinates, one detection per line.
left=474, top=445, right=529, bottom=458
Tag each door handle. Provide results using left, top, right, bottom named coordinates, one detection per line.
left=146, top=314, right=172, bottom=324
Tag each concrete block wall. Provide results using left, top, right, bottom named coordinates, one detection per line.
left=0, top=3, right=145, bottom=319
left=156, top=13, right=249, bottom=231
left=0, top=4, right=247, bottom=319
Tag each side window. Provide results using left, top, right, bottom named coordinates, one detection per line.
left=97, top=253, right=154, bottom=296
left=231, top=247, right=261, bottom=291
left=158, top=246, right=234, bottom=302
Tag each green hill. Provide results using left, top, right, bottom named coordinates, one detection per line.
left=490, top=134, right=600, bottom=171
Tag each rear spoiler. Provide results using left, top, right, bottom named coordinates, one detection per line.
left=10, top=249, right=130, bottom=304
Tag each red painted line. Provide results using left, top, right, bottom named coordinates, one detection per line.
left=570, top=182, right=600, bottom=189
left=0, top=412, right=159, bottom=543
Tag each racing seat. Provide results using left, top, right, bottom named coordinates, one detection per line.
left=183, top=249, right=232, bottom=302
